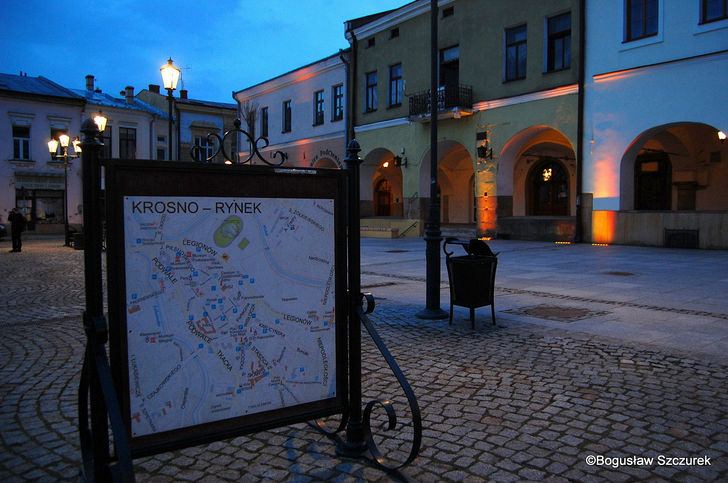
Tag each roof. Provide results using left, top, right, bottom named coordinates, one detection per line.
left=0, top=73, right=83, bottom=101
left=175, top=97, right=236, bottom=110
left=72, top=89, right=168, bottom=118
left=233, top=50, right=348, bottom=96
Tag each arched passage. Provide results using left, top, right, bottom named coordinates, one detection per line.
left=313, top=157, right=339, bottom=169
left=497, top=126, right=577, bottom=241
left=363, top=148, right=403, bottom=218
left=620, top=122, right=728, bottom=211
left=419, top=141, right=475, bottom=225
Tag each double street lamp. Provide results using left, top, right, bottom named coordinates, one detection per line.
left=48, top=134, right=82, bottom=246
left=47, top=114, right=107, bottom=247
left=160, top=58, right=181, bottom=160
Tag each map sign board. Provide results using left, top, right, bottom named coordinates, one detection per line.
left=105, top=161, right=347, bottom=455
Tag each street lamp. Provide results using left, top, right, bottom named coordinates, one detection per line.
left=48, top=133, right=82, bottom=246
left=160, top=58, right=181, bottom=160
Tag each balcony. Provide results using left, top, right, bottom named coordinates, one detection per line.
left=408, top=84, right=474, bottom=122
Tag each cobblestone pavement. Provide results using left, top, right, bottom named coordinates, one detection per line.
left=1, top=240, right=728, bottom=481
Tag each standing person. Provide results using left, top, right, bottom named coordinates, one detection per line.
left=8, top=208, right=26, bottom=253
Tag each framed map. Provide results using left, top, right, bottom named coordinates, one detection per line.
left=105, top=161, right=347, bottom=456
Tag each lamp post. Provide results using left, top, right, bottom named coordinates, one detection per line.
left=160, top=58, right=181, bottom=160
left=416, top=0, right=448, bottom=320
left=48, top=134, right=82, bottom=246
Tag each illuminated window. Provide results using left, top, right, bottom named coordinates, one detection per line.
left=528, top=159, right=569, bottom=216
left=701, top=0, right=728, bottom=23
left=547, top=12, right=571, bottom=72
left=389, top=63, right=403, bottom=107
left=365, top=71, right=378, bottom=112
left=625, top=0, right=658, bottom=42
left=12, top=126, right=30, bottom=160
left=505, top=25, right=527, bottom=81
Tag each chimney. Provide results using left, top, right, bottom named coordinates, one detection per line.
left=85, top=75, right=95, bottom=91
left=149, top=84, right=160, bottom=94
left=180, top=89, right=188, bottom=99
left=125, top=86, right=134, bottom=104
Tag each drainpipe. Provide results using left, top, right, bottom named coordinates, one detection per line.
left=575, top=0, right=586, bottom=243
left=344, top=24, right=358, bottom=147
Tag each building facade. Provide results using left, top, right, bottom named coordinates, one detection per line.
left=583, top=0, right=728, bottom=248
left=348, top=0, right=581, bottom=239
left=232, top=52, right=348, bottom=169
left=137, top=86, right=237, bottom=163
left=1, top=73, right=84, bottom=233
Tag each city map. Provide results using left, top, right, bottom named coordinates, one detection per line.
left=123, top=196, right=337, bottom=437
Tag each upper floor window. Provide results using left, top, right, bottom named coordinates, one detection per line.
left=313, top=90, right=325, bottom=126
left=194, top=135, right=214, bottom=162
left=119, top=127, right=136, bottom=160
left=389, top=63, right=403, bottom=107
left=440, top=45, right=460, bottom=86
left=625, top=0, right=658, bottom=41
left=367, top=37, right=376, bottom=48
left=332, top=85, right=344, bottom=121
left=547, top=13, right=571, bottom=72
left=156, top=135, right=167, bottom=160
left=390, top=28, right=399, bottom=39
left=101, top=126, right=112, bottom=159
left=505, top=25, right=527, bottom=81
left=443, top=6, right=454, bottom=18
left=12, top=126, right=30, bottom=160
left=701, top=0, right=728, bottom=23
left=282, top=100, right=292, bottom=133
left=365, top=71, right=378, bottom=112
left=260, top=106, right=268, bottom=138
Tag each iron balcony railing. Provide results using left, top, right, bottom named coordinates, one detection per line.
left=408, top=84, right=473, bottom=117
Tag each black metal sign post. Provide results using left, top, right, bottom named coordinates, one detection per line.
left=76, top=120, right=421, bottom=480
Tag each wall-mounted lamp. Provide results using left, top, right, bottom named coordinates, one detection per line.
left=394, top=148, right=408, bottom=168
left=719, top=130, right=726, bottom=143
left=476, top=131, right=493, bottom=160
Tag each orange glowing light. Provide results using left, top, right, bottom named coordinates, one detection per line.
left=592, top=210, right=617, bottom=244
left=478, top=237, right=492, bottom=241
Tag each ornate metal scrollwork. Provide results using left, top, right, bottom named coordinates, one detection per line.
left=190, top=118, right=287, bottom=166
left=359, top=293, right=422, bottom=471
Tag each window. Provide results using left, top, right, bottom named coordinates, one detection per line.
left=625, top=0, right=658, bottom=41
left=528, top=159, right=569, bottom=216
left=313, top=90, right=324, bottom=126
left=389, top=64, right=403, bottom=107
left=332, top=85, right=344, bottom=121
left=440, top=45, right=460, bottom=86
left=49, top=128, right=68, bottom=160
left=282, top=100, right=292, bottom=133
left=365, top=71, right=378, bottom=112
left=156, top=135, right=167, bottom=160
left=367, top=37, right=376, bottom=48
left=443, top=6, right=455, bottom=17
left=505, top=25, right=527, bottom=81
left=101, top=126, right=112, bottom=159
left=547, top=13, right=571, bottom=72
left=119, top=127, right=136, bottom=159
left=194, top=136, right=214, bottom=162
left=390, top=28, right=399, bottom=39
left=702, top=0, right=728, bottom=23
left=12, top=126, right=30, bottom=160
left=260, top=107, right=268, bottom=138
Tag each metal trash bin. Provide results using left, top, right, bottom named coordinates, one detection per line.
left=444, top=238, right=498, bottom=329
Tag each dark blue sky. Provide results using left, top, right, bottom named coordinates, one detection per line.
left=0, top=0, right=406, bottom=102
